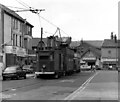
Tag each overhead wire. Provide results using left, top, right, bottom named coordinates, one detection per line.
left=39, top=15, right=58, bottom=28
left=37, top=14, right=42, bottom=32
left=18, top=0, right=31, bottom=8
left=15, top=0, right=30, bottom=9
left=6, top=6, right=26, bottom=10
left=38, top=15, right=70, bottom=37
left=14, top=0, right=70, bottom=37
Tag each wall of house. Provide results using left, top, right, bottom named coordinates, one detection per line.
left=101, top=48, right=118, bottom=59
left=0, top=8, right=2, bottom=55
left=4, top=13, right=12, bottom=46
left=0, top=8, right=2, bottom=47
left=0, top=8, right=3, bottom=62
left=24, top=37, right=32, bottom=50
left=0, top=4, right=33, bottom=67
left=28, top=38, right=32, bottom=50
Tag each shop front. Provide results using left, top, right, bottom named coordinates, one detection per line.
left=82, top=57, right=96, bottom=66
left=101, top=58, right=118, bottom=70
left=4, top=46, right=27, bottom=67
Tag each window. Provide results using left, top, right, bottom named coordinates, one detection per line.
left=20, top=36, right=22, bottom=47
left=27, top=26, right=32, bottom=36
left=15, top=19, right=18, bottom=29
left=12, top=18, right=18, bottom=30
left=81, top=50, right=83, bottom=53
left=13, top=19, right=15, bottom=29
left=39, top=56, right=49, bottom=60
left=0, top=56, right=3, bottom=62
left=13, top=34, right=15, bottom=46
left=24, top=38, right=27, bottom=48
left=108, top=50, right=111, bottom=54
left=16, top=35, right=17, bottom=46
left=20, top=22, right=23, bottom=32
left=16, top=20, right=18, bottom=29
left=50, top=55, right=53, bottom=61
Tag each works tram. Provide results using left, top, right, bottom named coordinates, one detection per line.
left=35, top=36, right=80, bottom=78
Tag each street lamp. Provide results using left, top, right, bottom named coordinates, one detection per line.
left=114, top=34, right=118, bottom=70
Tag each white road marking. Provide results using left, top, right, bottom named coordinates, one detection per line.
left=60, top=79, right=75, bottom=83
left=0, top=93, right=16, bottom=99
left=1, top=93, right=12, bottom=99
left=64, top=72, right=98, bottom=100
left=11, top=88, right=16, bottom=91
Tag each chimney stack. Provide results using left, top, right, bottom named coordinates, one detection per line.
left=111, top=32, right=114, bottom=39
left=114, top=34, right=117, bottom=43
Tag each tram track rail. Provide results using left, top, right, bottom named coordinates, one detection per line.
left=1, top=79, right=44, bottom=92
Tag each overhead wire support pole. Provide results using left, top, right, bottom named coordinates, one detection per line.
left=15, top=8, right=45, bottom=14
left=37, top=10, right=45, bottom=50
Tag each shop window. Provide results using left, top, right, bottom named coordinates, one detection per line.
left=6, top=54, right=16, bottom=67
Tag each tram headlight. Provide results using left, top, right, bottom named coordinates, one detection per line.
left=42, top=64, right=46, bottom=68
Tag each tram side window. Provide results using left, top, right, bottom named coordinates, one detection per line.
left=39, top=56, right=49, bottom=60
left=50, top=55, right=54, bottom=61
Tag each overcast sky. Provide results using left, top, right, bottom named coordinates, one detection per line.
left=0, top=0, right=119, bottom=41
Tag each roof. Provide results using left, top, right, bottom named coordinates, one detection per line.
left=70, top=40, right=103, bottom=48
left=31, top=38, right=47, bottom=47
left=78, top=41, right=101, bottom=58
left=85, top=40, right=103, bottom=48
left=102, top=39, right=120, bottom=48
left=70, top=41, right=80, bottom=48
left=0, top=4, right=33, bottom=27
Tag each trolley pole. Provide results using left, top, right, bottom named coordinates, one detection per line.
left=40, top=27, right=43, bottom=50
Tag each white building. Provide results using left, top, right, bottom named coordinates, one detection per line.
left=0, top=4, right=33, bottom=68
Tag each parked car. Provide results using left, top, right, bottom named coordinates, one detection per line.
left=96, top=67, right=102, bottom=70
left=117, top=66, right=120, bottom=72
left=0, top=62, right=4, bottom=79
left=22, top=65, right=34, bottom=74
left=80, top=65, right=91, bottom=71
left=108, top=65, right=113, bottom=70
left=2, top=65, right=26, bottom=80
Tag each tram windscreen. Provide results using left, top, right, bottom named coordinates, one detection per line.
left=39, top=56, right=49, bottom=60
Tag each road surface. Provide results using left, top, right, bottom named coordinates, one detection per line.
left=1, top=71, right=94, bottom=100
left=1, top=70, right=119, bottom=102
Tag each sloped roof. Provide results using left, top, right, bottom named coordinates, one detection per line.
left=85, top=40, right=103, bottom=48
left=70, top=41, right=80, bottom=48
left=78, top=41, right=101, bottom=58
left=70, top=40, right=103, bottom=48
left=0, top=4, right=33, bottom=27
left=102, top=39, right=120, bottom=48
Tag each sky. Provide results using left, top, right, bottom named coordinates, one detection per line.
left=0, top=0, right=119, bottom=41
